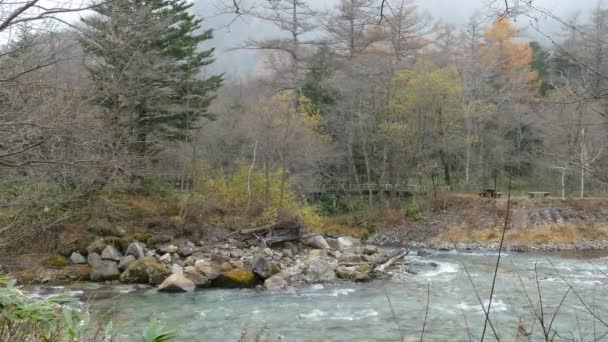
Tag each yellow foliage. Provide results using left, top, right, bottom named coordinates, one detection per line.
left=188, top=160, right=323, bottom=228
left=479, top=18, right=538, bottom=84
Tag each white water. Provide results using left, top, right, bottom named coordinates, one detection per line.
left=26, top=251, right=608, bottom=341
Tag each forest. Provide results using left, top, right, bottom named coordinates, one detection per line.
left=3, top=0, right=608, bottom=340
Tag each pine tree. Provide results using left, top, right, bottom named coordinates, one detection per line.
left=80, top=0, right=222, bottom=156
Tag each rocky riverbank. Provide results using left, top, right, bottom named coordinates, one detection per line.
left=366, top=233, right=608, bottom=252
left=11, top=232, right=412, bottom=293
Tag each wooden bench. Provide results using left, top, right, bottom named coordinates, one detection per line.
left=479, top=188, right=502, bottom=198
left=528, top=192, right=550, bottom=198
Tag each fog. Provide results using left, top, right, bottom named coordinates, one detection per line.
left=195, top=0, right=600, bottom=77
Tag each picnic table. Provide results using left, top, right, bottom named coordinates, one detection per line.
left=528, top=191, right=550, bottom=198
left=479, top=188, right=502, bottom=198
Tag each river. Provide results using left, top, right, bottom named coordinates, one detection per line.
left=27, top=250, right=608, bottom=341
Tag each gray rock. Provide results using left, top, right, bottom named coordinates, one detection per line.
left=230, top=249, right=243, bottom=258
left=304, top=235, right=330, bottom=250
left=220, top=261, right=233, bottom=272
left=119, top=258, right=171, bottom=285
left=158, top=274, right=195, bottom=292
left=416, top=249, right=431, bottom=257
left=90, top=261, right=120, bottom=282
left=171, top=264, right=184, bottom=276
left=337, top=237, right=360, bottom=251
left=183, top=266, right=209, bottom=287
left=338, top=253, right=363, bottom=264
left=118, top=255, right=136, bottom=271
left=264, top=275, right=289, bottom=291
left=158, top=244, right=178, bottom=254
left=305, top=259, right=336, bottom=283
left=125, top=242, right=145, bottom=259
left=194, top=260, right=220, bottom=280
left=252, top=255, right=281, bottom=279
left=178, top=241, right=195, bottom=257
left=101, top=245, right=122, bottom=261
left=158, top=253, right=172, bottom=264
left=87, top=252, right=103, bottom=267
left=69, top=252, right=86, bottom=264
left=335, top=265, right=370, bottom=281
left=363, top=245, right=379, bottom=255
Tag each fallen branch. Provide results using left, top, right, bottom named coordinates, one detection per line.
left=374, top=249, right=408, bottom=273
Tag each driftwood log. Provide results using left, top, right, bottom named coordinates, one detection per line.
left=372, top=248, right=409, bottom=273
left=238, top=219, right=304, bottom=246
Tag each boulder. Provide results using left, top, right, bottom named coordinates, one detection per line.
left=251, top=255, right=281, bottom=279
left=337, top=237, right=361, bottom=251
left=335, top=265, right=370, bottom=281
left=118, top=255, right=136, bottom=271
left=86, top=238, right=107, bottom=255
left=308, top=249, right=327, bottom=259
left=215, top=268, right=257, bottom=287
left=171, top=264, right=183, bottom=276
left=158, top=253, right=172, bottom=264
left=230, top=249, right=243, bottom=258
left=69, top=252, right=87, bottom=265
left=183, top=266, right=209, bottom=287
left=338, top=253, right=363, bottom=264
left=194, top=260, right=220, bottom=280
left=125, top=242, right=145, bottom=259
left=220, top=262, right=234, bottom=272
left=90, top=261, right=120, bottom=282
left=62, top=264, right=91, bottom=281
left=363, top=245, right=379, bottom=255
left=230, top=260, right=245, bottom=269
left=119, top=257, right=171, bottom=285
left=87, top=252, right=103, bottom=267
left=264, top=275, right=289, bottom=291
left=416, top=249, right=432, bottom=257
left=158, top=244, right=178, bottom=254
left=304, top=235, right=330, bottom=250
left=101, top=245, right=122, bottom=261
left=305, top=259, right=336, bottom=283
left=158, top=274, right=195, bottom=293
left=178, top=241, right=195, bottom=257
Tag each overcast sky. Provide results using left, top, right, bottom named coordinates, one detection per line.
left=194, top=0, right=600, bottom=78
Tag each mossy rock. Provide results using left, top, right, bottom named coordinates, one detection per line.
left=428, top=262, right=439, bottom=268
left=215, top=268, right=257, bottom=288
left=62, top=265, right=91, bottom=281
left=44, top=255, right=69, bottom=268
left=13, top=269, right=37, bottom=283
left=119, top=257, right=171, bottom=285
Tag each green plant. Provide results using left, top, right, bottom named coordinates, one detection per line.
left=142, top=316, right=175, bottom=342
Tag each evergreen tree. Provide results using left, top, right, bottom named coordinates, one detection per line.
left=80, top=0, right=222, bottom=156
left=529, top=41, right=552, bottom=95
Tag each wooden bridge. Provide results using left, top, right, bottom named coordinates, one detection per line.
left=304, top=183, right=450, bottom=198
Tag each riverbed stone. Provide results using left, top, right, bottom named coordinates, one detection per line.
left=183, top=266, right=209, bottom=287
left=336, top=237, right=360, bottom=251
left=194, top=260, right=220, bottom=280
left=338, top=253, right=363, bottom=264
left=158, top=274, right=195, bottom=293
left=171, top=264, right=184, bottom=276
left=304, top=259, right=336, bottom=283
left=125, top=242, right=145, bottom=259
left=308, top=249, right=327, bottom=259
left=69, top=252, right=87, bottom=264
left=304, top=235, right=330, bottom=250
left=363, top=245, right=379, bottom=255
left=90, top=261, right=120, bottom=282
left=101, top=245, right=122, bottom=261
left=118, top=255, right=136, bottom=271
left=251, top=255, right=281, bottom=279
left=158, top=244, right=178, bottom=254
left=264, top=275, right=289, bottom=291
left=87, top=252, right=103, bottom=267
left=215, top=268, right=257, bottom=287
left=335, top=265, right=370, bottom=281
left=220, top=261, right=234, bottom=272
left=119, top=257, right=171, bottom=285
left=158, top=253, right=171, bottom=264
left=178, top=241, right=195, bottom=257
